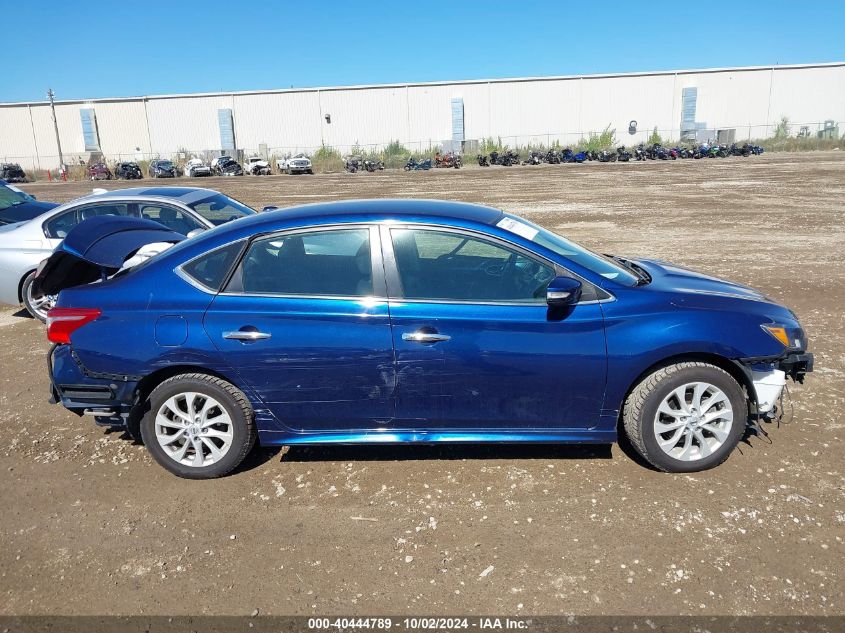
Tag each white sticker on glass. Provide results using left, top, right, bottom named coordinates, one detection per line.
left=496, top=217, right=539, bottom=241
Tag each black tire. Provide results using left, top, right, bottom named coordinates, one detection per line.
left=21, top=271, right=50, bottom=323
left=140, top=373, right=256, bottom=479
left=622, top=362, right=746, bottom=472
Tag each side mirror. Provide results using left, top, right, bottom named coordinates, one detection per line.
left=186, top=228, right=206, bottom=239
left=546, top=276, right=582, bottom=307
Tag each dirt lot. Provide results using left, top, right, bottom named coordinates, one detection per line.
left=2, top=152, right=843, bottom=616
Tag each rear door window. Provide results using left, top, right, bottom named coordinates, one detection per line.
left=231, top=228, right=374, bottom=297
left=44, top=203, right=131, bottom=239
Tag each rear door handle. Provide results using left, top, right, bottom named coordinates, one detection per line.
left=402, top=331, right=451, bottom=343
left=223, top=330, right=271, bottom=341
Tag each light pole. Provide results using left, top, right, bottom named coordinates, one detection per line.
left=47, top=88, right=64, bottom=171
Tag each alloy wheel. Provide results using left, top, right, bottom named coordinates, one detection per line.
left=653, top=381, right=734, bottom=462
left=154, top=392, right=234, bottom=468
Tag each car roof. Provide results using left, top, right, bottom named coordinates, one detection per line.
left=75, top=186, right=220, bottom=204
left=239, top=199, right=504, bottom=229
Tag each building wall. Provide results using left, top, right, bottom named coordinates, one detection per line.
left=2, top=63, right=843, bottom=170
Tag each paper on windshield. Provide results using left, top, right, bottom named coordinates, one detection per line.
left=496, top=217, right=539, bottom=241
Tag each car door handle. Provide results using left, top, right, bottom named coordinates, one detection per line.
left=223, top=330, right=271, bottom=341
left=402, top=331, right=451, bottom=343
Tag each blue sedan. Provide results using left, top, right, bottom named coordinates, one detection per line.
left=40, top=199, right=813, bottom=478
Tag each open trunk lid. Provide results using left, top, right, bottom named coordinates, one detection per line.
left=32, top=215, right=185, bottom=297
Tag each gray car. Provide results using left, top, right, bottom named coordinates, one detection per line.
left=0, top=186, right=256, bottom=321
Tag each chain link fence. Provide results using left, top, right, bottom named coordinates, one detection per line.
left=3, top=120, right=841, bottom=181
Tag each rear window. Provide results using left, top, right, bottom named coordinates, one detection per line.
left=181, top=241, right=244, bottom=291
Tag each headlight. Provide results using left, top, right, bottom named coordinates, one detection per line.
left=762, top=324, right=803, bottom=349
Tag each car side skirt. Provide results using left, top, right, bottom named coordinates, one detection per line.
left=257, top=429, right=617, bottom=446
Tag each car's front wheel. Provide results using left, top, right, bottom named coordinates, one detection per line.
left=623, top=362, right=746, bottom=472
left=140, top=373, right=256, bottom=479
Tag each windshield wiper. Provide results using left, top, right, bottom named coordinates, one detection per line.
left=605, top=254, right=651, bottom=285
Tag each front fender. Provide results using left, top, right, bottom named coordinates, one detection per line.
left=600, top=292, right=788, bottom=416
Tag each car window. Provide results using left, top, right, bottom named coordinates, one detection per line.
left=235, top=228, right=373, bottom=297
left=187, top=193, right=255, bottom=226
left=0, top=184, right=33, bottom=210
left=44, top=203, right=131, bottom=239
left=390, top=228, right=555, bottom=303
left=139, top=203, right=204, bottom=235
left=181, top=241, right=244, bottom=291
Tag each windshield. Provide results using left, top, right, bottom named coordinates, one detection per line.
left=187, top=193, right=256, bottom=226
left=0, top=184, right=33, bottom=211
left=157, top=161, right=174, bottom=168
left=498, top=215, right=640, bottom=286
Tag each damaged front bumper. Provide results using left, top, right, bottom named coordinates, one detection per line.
left=739, top=351, right=814, bottom=414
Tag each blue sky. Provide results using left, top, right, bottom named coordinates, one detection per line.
left=4, top=1, right=843, bottom=102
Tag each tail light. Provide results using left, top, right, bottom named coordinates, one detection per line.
left=47, top=307, right=101, bottom=344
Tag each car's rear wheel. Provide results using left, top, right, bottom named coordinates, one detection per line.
left=140, top=373, right=256, bottom=479
left=623, top=362, right=746, bottom=472
left=22, top=271, right=56, bottom=323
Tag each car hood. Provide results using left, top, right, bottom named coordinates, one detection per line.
left=633, top=258, right=772, bottom=303
left=32, top=215, right=185, bottom=297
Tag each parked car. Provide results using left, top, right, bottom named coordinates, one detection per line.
left=276, top=154, right=313, bottom=175
left=87, top=162, right=113, bottom=181
left=38, top=199, right=812, bottom=479
left=211, top=156, right=244, bottom=176
left=149, top=159, right=177, bottom=178
left=114, top=162, right=143, bottom=180
left=244, top=156, right=271, bottom=176
left=0, top=187, right=256, bottom=322
left=0, top=163, right=28, bottom=183
left=184, top=158, right=212, bottom=178
left=0, top=180, right=57, bottom=226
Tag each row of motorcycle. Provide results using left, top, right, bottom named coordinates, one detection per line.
left=476, top=142, right=766, bottom=166
left=404, top=152, right=463, bottom=171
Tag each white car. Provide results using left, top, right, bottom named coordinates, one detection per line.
left=244, top=156, right=271, bottom=175
left=0, top=187, right=257, bottom=321
left=276, top=153, right=313, bottom=175
left=184, top=158, right=212, bottom=177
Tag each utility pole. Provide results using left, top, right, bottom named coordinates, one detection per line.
left=47, top=89, right=64, bottom=170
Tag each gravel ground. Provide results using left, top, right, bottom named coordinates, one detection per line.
left=1, top=152, right=843, bottom=616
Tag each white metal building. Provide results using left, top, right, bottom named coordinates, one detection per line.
left=1, top=62, right=843, bottom=170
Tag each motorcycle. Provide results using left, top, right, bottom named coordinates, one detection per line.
left=490, top=150, right=519, bottom=166
left=616, top=146, right=632, bottom=162
left=596, top=149, right=618, bottom=163
left=345, top=156, right=362, bottom=173
left=435, top=152, right=462, bottom=168
left=403, top=157, right=432, bottom=171
left=545, top=149, right=561, bottom=164
left=363, top=158, right=385, bottom=172
left=634, top=144, right=649, bottom=161
left=522, top=150, right=543, bottom=166
left=476, top=154, right=490, bottom=167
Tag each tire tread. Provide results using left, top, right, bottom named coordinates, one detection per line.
left=145, top=373, right=256, bottom=479
left=622, top=361, right=739, bottom=472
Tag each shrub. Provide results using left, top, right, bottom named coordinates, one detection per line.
left=578, top=125, right=617, bottom=151
left=311, top=144, right=344, bottom=173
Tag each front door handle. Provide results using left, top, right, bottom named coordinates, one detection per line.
left=223, top=330, right=271, bottom=341
left=402, top=331, right=451, bottom=343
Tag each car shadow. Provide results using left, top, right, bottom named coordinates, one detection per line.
left=271, top=442, right=614, bottom=464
